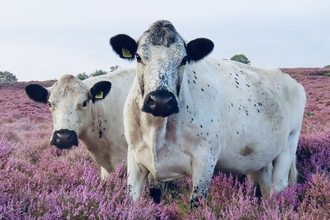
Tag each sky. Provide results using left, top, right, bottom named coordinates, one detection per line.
left=1, top=0, right=329, bottom=81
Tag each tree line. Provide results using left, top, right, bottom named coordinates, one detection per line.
left=2, top=58, right=330, bottom=82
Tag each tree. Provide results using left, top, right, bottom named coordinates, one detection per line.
left=110, top=65, right=120, bottom=72
left=230, top=54, right=251, bottom=65
left=77, top=72, right=89, bottom=81
left=324, top=65, right=330, bottom=68
left=0, top=71, right=18, bottom=82
left=90, top=70, right=107, bottom=77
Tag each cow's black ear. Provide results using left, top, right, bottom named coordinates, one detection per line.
left=110, top=34, right=137, bottom=61
left=25, top=84, right=49, bottom=103
left=186, top=38, right=214, bottom=62
left=90, top=81, right=112, bottom=102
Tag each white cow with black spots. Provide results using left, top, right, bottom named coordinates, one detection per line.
left=25, top=69, right=135, bottom=179
left=109, top=20, right=306, bottom=205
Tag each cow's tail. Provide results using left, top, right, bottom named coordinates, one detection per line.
left=288, top=156, right=298, bottom=186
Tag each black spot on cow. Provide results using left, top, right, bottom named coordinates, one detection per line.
left=211, top=119, right=213, bottom=122
left=246, top=84, right=250, bottom=87
left=99, top=130, right=103, bottom=138
left=231, top=103, right=233, bottom=107
left=193, top=80, right=196, bottom=84
left=207, top=84, right=210, bottom=87
left=200, top=125, right=203, bottom=128
left=188, top=80, right=191, bottom=84
left=194, top=75, right=197, bottom=79
left=236, top=81, right=239, bottom=85
left=258, top=102, right=263, bottom=106
left=186, top=105, right=189, bottom=109
left=201, top=88, right=204, bottom=91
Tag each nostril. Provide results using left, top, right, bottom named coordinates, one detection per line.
left=142, top=90, right=179, bottom=117
left=146, top=95, right=156, bottom=107
left=56, top=132, right=71, bottom=142
left=51, top=129, right=78, bottom=148
left=150, top=94, right=173, bottom=105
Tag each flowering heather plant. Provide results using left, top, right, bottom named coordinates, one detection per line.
left=1, top=68, right=330, bottom=219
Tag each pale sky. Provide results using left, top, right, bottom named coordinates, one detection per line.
left=1, top=0, right=329, bottom=81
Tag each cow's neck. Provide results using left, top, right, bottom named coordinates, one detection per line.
left=79, top=104, right=111, bottom=150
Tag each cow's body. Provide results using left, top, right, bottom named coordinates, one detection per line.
left=25, top=68, right=135, bottom=179
left=110, top=20, right=306, bottom=204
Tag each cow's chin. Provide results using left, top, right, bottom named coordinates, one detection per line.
left=142, top=107, right=179, bottom=118
left=53, top=144, right=77, bottom=149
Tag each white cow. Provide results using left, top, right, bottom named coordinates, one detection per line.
left=109, top=20, right=306, bottom=205
left=25, top=68, right=135, bottom=179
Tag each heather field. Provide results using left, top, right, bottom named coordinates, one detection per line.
left=1, top=68, right=330, bottom=219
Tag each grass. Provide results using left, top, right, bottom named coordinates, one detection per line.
left=1, top=68, right=330, bottom=219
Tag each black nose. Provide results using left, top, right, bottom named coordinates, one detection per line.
left=142, top=90, right=179, bottom=117
left=50, top=129, right=78, bottom=149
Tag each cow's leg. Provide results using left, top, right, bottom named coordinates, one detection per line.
left=190, top=154, right=216, bottom=207
left=147, top=173, right=165, bottom=203
left=101, top=167, right=110, bottom=180
left=250, top=163, right=273, bottom=197
left=271, top=130, right=299, bottom=195
left=127, top=147, right=148, bottom=202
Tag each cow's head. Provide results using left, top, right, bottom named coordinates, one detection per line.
left=25, top=75, right=111, bottom=149
left=110, top=20, right=214, bottom=117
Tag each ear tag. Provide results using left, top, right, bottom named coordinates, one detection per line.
left=95, top=91, right=103, bottom=99
left=122, top=48, right=132, bottom=58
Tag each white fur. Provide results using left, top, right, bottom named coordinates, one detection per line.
left=125, top=50, right=306, bottom=202
left=47, top=68, right=135, bottom=178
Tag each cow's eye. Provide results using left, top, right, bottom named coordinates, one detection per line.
left=180, top=56, right=189, bottom=66
left=135, top=54, right=142, bottom=63
left=82, top=100, right=87, bottom=107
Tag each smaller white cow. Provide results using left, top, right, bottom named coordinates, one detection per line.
left=109, top=20, right=306, bottom=205
left=25, top=68, right=135, bottom=179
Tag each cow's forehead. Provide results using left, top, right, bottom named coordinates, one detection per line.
left=138, top=42, right=186, bottom=63
left=138, top=20, right=186, bottom=63
left=50, top=75, right=88, bottom=100
left=141, top=20, right=182, bottom=46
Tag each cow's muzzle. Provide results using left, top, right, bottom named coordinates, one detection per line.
left=142, top=90, right=179, bottom=117
left=50, top=129, right=78, bottom=149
